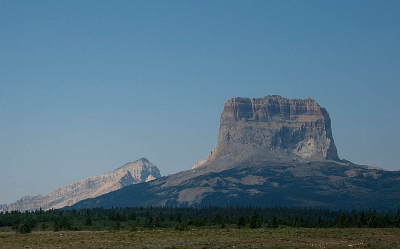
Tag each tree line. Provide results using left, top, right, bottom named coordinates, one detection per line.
left=1, top=205, right=400, bottom=233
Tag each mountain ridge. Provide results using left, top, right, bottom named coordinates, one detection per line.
left=68, top=159, right=400, bottom=211
left=67, top=95, right=400, bottom=211
left=0, top=158, right=161, bottom=212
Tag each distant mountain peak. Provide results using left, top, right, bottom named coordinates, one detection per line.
left=67, top=95, right=400, bottom=211
left=0, top=159, right=161, bottom=212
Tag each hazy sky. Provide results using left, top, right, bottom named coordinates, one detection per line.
left=1, top=1, right=399, bottom=204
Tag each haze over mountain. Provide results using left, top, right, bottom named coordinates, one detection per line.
left=0, top=158, right=160, bottom=212
left=69, top=96, right=400, bottom=211
left=2, top=1, right=399, bottom=206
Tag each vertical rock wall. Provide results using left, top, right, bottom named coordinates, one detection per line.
left=195, top=95, right=339, bottom=168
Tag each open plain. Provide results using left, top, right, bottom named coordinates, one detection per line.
left=0, top=228, right=399, bottom=249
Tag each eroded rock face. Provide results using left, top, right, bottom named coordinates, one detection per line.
left=194, top=95, right=339, bottom=168
left=0, top=158, right=161, bottom=212
left=67, top=95, right=400, bottom=211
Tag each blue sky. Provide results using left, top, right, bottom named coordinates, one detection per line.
left=1, top=1, right=399, bottom=204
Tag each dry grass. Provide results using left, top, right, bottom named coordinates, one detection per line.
left=0, top=228, right=399, bottom=248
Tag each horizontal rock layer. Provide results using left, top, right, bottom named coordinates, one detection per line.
left=66, top=95, right=400, bottom=211
left=195, top=95, right=339, bottom=169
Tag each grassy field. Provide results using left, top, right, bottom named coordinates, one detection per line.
left=0, top=227, right=399, bottom=249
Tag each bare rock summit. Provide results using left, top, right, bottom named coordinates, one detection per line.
left=194, top=95, right=339, bottom=169
left=0, top=158, right=161, bottom=212
left=69, top=95, right=400, bottom=211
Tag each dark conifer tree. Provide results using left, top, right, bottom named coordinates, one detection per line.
left=271, top=214, right=278, bottom=228
left=249, top=209, right=261, bottom=229
left=237, top=216, right=246, bottom=229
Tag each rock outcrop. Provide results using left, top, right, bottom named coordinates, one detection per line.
left=67, top=95, right=400, bottom=211
left=70, top=160, right=400, bottom=211
left=0, top=158, right=161, bottom=212
left=194, top=95, right=339, bottom=169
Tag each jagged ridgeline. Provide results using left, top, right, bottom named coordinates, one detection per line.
left=69, top=95, right=400, bottom=211
left=0, top=158, right=161, bottom=212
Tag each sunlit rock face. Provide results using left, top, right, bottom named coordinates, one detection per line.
left=68, top=95, right=400, bottom=211
left=0, top=158, right=161, bottom=211
left=194, top=95, right=339, bottom=169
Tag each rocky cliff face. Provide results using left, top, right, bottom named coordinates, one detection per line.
left=68, top=95, right=400, bottom=211
left=194, top=96, right=339, bottom=169
left=0, top=158, right=161, bottom=212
